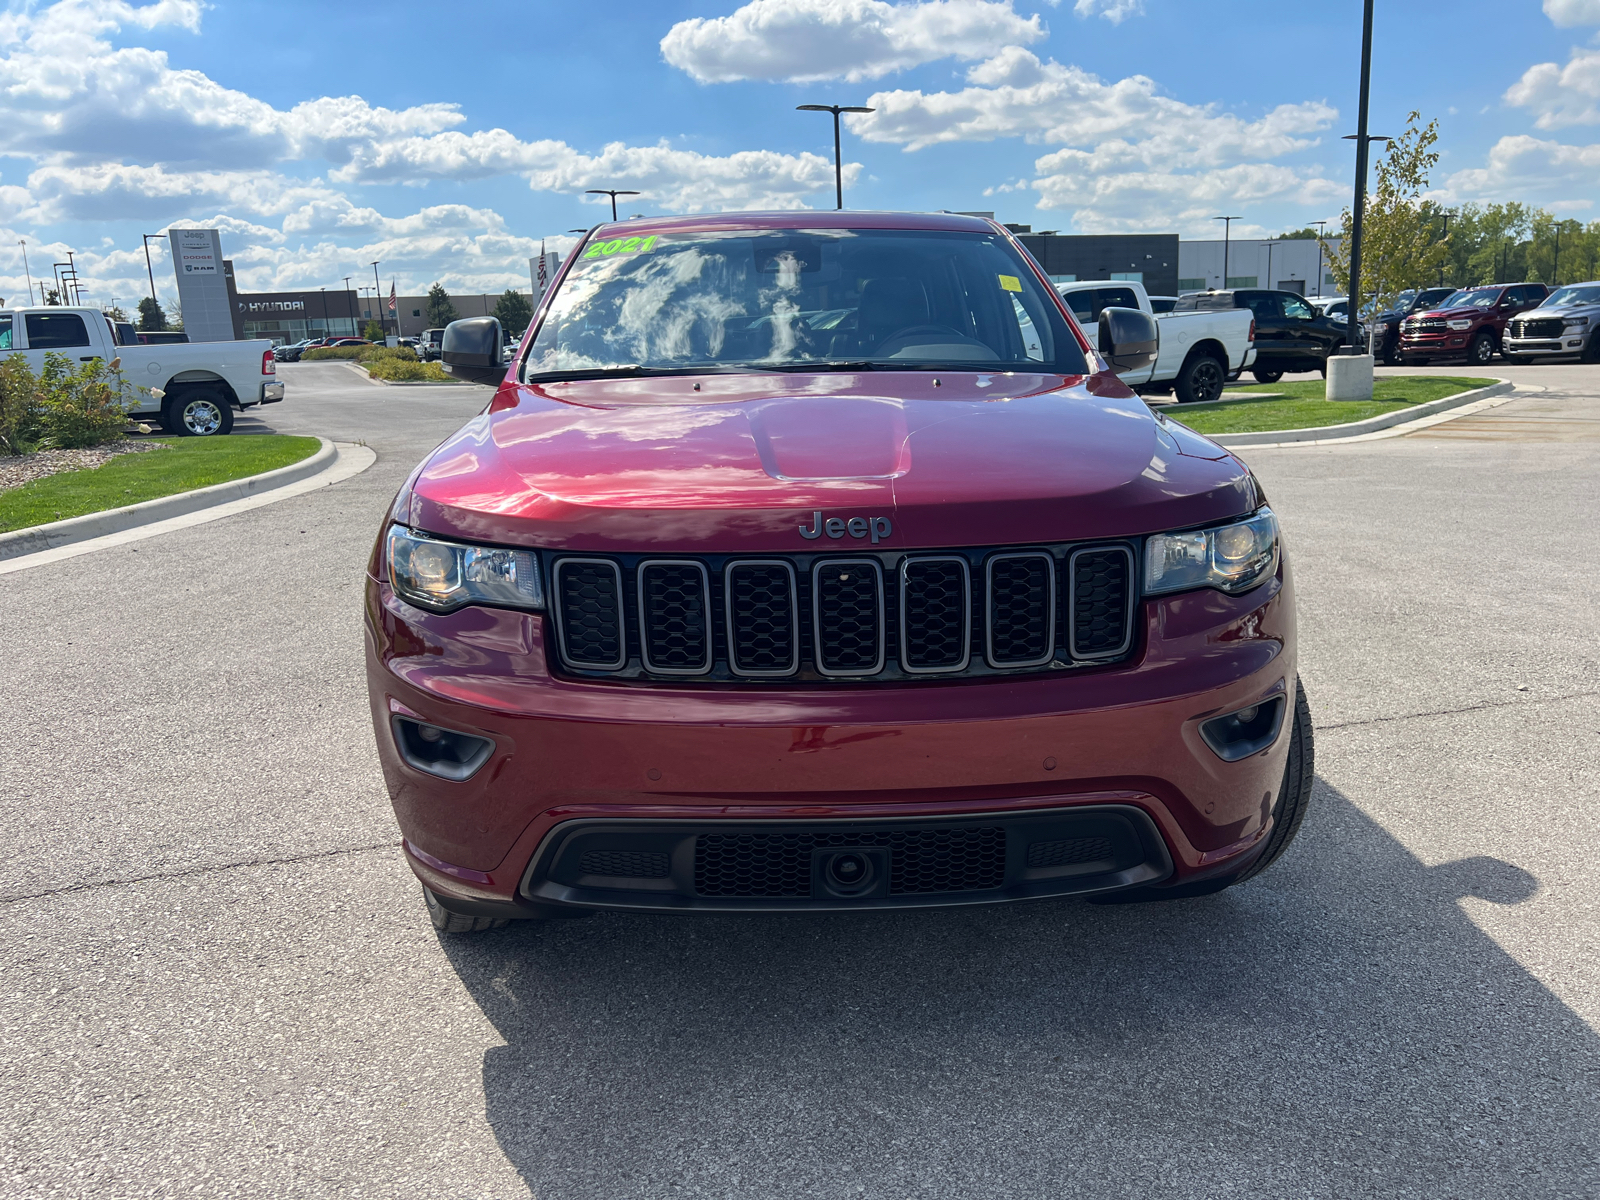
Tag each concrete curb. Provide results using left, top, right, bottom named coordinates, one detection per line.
left=1203, top=379, right=1512, bottom=448
left=0, top=437, right=335, bottom=561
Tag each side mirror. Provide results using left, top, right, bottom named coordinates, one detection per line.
left=1097, top=307, right=1158, bottom=375
left=441, top=317, right=505, bottom=384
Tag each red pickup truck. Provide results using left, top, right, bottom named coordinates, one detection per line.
left=1398, top=282, right=1549, bottom=364
left=365, top=211, right=1311, bottom=931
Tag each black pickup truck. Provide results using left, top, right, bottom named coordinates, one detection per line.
left=1176, top=289, right=1351, bottom=383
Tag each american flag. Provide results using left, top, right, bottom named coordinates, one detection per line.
left=537, top=239, right=547, bottom=291
left=387, top=281, right=396, bottom=313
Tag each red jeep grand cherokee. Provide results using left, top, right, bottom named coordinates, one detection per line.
left=364, top=211, right=1313, bottom=932
left=1398, top=281, right=1548, bottom=365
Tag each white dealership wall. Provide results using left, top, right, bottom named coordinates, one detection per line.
left=169, top=228, right=236, bottom=342
left=1177, top=237, right=1345, bottom=296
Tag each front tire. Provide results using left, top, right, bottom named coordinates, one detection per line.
left=1468, top=332, right=1496, bottom=365
left=1582, top=333, right=1600, bottom=364
left=1251, top=368, right=1284, bottom=384
left=423, top=886, right=510, bottom=934
left=167, top=389, right=234, bottom=437
left=1174, top=352, right=1226, bottom=405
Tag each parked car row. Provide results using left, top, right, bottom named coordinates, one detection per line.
left=273, top=335, right=375, bottom=361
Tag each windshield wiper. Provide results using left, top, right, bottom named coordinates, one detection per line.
left=525, top=364, right=762, bottom=382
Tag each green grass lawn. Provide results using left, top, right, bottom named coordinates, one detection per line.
left=1167, top=376, right=1484, bottom=435
left=0, top=435, right=322, bottom=533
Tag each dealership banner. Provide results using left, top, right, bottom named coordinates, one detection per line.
left=169, top=228, right=234, bottom=342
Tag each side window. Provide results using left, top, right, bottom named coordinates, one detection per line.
left=1094, top=287, right=1140, bottom=319
left=1062, top=290, right=1094, bottom=323
left=1240, top=293, right=1281, bottom=321
left=25, top=312, right=90, bottom=349
left=0, top=315, right=11, bottom=351
left=1281, top=296, right=1315, bottom=321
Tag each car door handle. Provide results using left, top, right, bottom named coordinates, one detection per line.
left=79, top=355, right=97, bottom=361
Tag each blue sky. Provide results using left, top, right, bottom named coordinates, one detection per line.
left=2, top=0, right=1597, bottom=310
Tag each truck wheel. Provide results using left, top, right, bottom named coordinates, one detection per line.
left=423, top=886, right=510, bottom=934
left=1583, top=333, right=1600, bottom=364
left=168, top=389, right=234, bottom=437
left=1174, top=353, right=1225, bottom=404
left=1251, top=368, right=1283, bottom=384
left=1469, top=332, right=1496, bottom=364
left=1091, top=679, right=1315, bottom=903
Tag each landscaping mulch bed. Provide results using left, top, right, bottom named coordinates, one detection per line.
left=0, top=442, right=155, bottom=495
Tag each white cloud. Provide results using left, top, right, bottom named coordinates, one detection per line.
left=660, top=0, right=1043, bottom=83
left=24, top=163, right=340, bottom=221
left=1543, top=0, right=1600, bottom=26
left=1504, top=44, right=1600, bottom=128
left=1441, top=133, right=1600, bottom=201
left=1072, top=0, right=1145, bottom=23
left=851, top=48, right=1335, bottom=157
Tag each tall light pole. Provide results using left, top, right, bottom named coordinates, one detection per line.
left=797, top=104, right=874, bottom=209
left=1312, top=220, right=1329, bottom=296
left=370, top=261, right=382, bottom=338
left=141, top=234, right=166, bottom=311
left=19, top=239, right=34, bottom=305
left=1339, top=0, right=1392, bottom=352
left=1437, top=212, right=1451, bottom=286
left=585, top=189, right=639, bottom=222
left=343, top=276, right=354, bottom=334
left=1212, top=216, right=1240, bottom=289
left=1264, top=239, right=1276, bottom=291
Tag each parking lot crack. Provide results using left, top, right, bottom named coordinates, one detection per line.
left=0, top=840, right=397, bottom=905
left=1320, top=689, right=1600, bottom=733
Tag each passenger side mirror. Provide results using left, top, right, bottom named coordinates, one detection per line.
left=1097, top=307, right=1158, bottom=375
left=441, top=317, right=505, bottom=384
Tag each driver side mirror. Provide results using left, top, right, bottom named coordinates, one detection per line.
left=1098, top=307, right=1158, bottom=375
left=441, top=317, right=505, bottom=384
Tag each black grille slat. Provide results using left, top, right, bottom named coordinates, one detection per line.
left=726, top=561, right=798, bottom=676
left=986, top=553, right=1054, bottom=667
left=638, top=561, right=710, bottom=674
left=813, top=560, right=884, bottom=675
left=555, top=559, right=625, bottom=668
left=901, top=558, right=969, bottom=672
left=579, top=850, right=670, bottom=878
left=1514, top=318, right=1562, bottom=338
left=1069, top=547, right=1133, bottom=659
left=1027, top=837, right=1113, bottom=868
left=694, top=827, right=1006, bottom=897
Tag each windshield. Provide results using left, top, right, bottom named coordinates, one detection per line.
left=1441, top=288, right=1500, bottom=310
left=1544, top=285, right=1600, bottom=307
left=525, top=227, right=1089, bottom=378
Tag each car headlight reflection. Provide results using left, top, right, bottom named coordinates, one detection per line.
left=387, top=525, right=544, bottom=613
left=1145, top=508, right=1279, bottom=596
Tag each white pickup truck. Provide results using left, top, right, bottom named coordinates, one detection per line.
left=1057, top=280, right=1255, bottom=404
left=0, top=306, right=283, bottom=436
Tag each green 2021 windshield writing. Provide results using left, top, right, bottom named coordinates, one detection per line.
left=582, top=235, right=659, bottom=259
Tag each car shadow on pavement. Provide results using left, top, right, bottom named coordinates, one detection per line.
left=440, top=781, right=1598, bottom=1200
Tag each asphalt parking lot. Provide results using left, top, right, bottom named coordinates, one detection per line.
left=2, top=360, right=1597, bottom=1199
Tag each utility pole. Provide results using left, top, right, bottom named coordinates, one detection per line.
left=797, top=104, right=875, bottom=209
left=1212, top=216, right=1240, bottom=288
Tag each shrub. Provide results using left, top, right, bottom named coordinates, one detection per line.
left=362, top=319, right=385, bottom=342
left=36, top=353, right=138, bottom=449
left=364, top=357, right=454, bottom=382
left=302, top=344, right=418, bottom=363
left=0, top=353, right=43, bottom=454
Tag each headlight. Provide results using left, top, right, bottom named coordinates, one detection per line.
left=1446, top=319, right=1473, bottom=331
left=1144, top=508, right=1279, bottom=596
left=387, top=525, right=544, bottom=613
left=1564, top=316, right=1590, bottom=328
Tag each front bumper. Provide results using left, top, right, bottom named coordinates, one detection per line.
left=1503, top=334, right=1584, bottom=357
left=364, top=562, right=1297, bottom=917
left=1399, top=332, right=1471, bottom=359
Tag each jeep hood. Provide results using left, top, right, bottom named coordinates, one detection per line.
left=403, top=371, right=1255, bottom=552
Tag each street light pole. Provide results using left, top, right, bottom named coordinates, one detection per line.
left=1265, top=239, right=1275, bottom=291
left=585, top=189, right=640, bottom=222
left=1212, top=216, right=1240, bottom=288
left=343, top=276, right=354, bottom=335
left=1311, top=220, right=1329, bottom=296
left=370, top=261, right=382, bottom=339
left=141, top=234, right=167, bottom=312
left=797, top=104, right=875, bottom=209
left=1437, top=212, right=1451, bottom=286
left=1340, top=0, right=1388, bottom=353
left=19, top=239, right=34, bottom=305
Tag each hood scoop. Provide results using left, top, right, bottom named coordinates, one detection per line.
left=748, top=396, right=911, bottom=481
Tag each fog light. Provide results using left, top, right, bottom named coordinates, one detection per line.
left=391, top=716, right=494, bottom=781
left=1200, top=696, right=1286, bottom=762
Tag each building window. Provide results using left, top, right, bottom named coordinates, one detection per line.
left=1109, top=272, right=1143, bottom=283
left=1177, top=278, right=1207, bottom=292
left=1225, top=275, right=1258, bottom=288
left=1049, top=274, right=1077, bottom=284
left=1325, top=272, right=1338, bottom=285
left=412, top=309, right=421, bottom=317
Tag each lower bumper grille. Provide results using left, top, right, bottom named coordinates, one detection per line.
left=694, top=826, right=1007, bottom=897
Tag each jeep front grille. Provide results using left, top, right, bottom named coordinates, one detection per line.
left=548, top=541, right=1139, bottom=684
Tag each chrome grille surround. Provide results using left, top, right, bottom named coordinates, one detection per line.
left=811, top=557, right=886, bottom=677
left=636, top=559, right=713, bottom=676
left=1067, top=545, right=1135, bottom=661
left=898, top=555, right=972, bottom=674
left=551, top=557, right=627, bottom=670
left=723, top=559, right=800, bottom=678
left=984, top=551, right=1057, bottom=669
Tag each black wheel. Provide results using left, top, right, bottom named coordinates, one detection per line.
left=1174, top=353, right=1226, bottom=404
left=423, top=886, right=510, bottom=934
left=1468, top=332, right=1496, bottom=365
left=1251, top=368, right=1284, bottom=385
left=166, top=388, right=234, bottom=437
left=1582, top=333, right=1600, bottom=364
left=1091, top=679, right=1315, bottom=903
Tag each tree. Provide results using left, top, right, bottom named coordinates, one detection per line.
left=1321, top=111, right=1452, bottom=317
left=363, top=318, right=385, bottom=342
left=136, top=297, right=167, bottom=331
left=425, top=283, right=458, bottom=327
left=493, top=288, right=533, bottom=336
left=167, top=299, right=183, bottom=331
left=43, top=288, right=61, bottom=306
left=103, top=304, right=128, bottom=322
left=1274, top=228, right=1322, bottom=240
